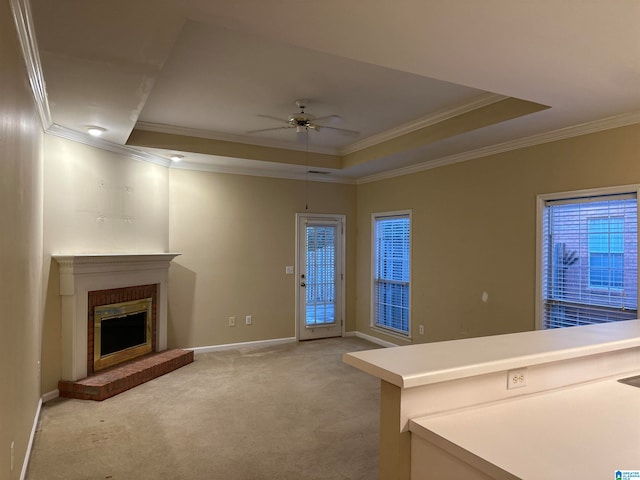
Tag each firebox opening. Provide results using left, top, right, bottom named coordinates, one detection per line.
left=101, top=312, right=147, bottom=356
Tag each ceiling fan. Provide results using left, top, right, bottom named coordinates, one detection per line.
left=247, top=99, right=359, bottom=136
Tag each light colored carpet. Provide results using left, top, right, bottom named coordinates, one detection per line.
left=27, top=337, right=380, bottom=480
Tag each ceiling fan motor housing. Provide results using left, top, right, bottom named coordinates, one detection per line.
left=289, top=114, right=316, bottom=129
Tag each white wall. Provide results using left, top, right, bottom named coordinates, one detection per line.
left=41, top=136, right=170, bottom=392
left=43, top=136, right=169, bottom=255
left=0, top=2, right=45, bottom=477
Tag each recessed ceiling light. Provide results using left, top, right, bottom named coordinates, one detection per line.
left=169, top=154, right=183, bottom=162
left=87, top=126, right=106, bottom=137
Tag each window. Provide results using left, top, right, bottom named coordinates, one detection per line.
left=372, top=211, right=411, bottom=335
left=588, top=217, right=624, bottom=289
left=305, top=224, right=336, bottom=325
left=539, top=190, right=638, bottom=329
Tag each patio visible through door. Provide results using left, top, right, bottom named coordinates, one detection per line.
left=297, top=214, right=344, bottom=340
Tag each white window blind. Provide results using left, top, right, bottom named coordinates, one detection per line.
left=373, top=213, right=410, bottom=334
left=542, top=193, right=638, bottom=329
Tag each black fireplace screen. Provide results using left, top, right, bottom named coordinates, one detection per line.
left=101, top=311, right=147, bottom=356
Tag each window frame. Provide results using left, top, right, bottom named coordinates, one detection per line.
left=535, top=185, right=640, bottom=330
left=371, top=209, right=412, bottom=339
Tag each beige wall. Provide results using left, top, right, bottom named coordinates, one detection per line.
left=168, top=169, right=357, bottom=348
left=356, top=124, right=640, bottom=345
left=40, top=137, right=171, bottom=392
left=3, top=0, right=636, bottom=473
left=40, top=153, right=357, bottom=390
left=36, top=122, right=640, bottom=395
left=0, top=3, right=45, bottom=478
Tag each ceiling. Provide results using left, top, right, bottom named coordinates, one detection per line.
left=26, top=0, right=640, bottom=182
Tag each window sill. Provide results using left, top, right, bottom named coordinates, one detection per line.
left=371, top=325, right=413, bottom=343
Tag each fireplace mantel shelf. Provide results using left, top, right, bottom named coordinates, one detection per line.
left=53, top=253, right=181, bottom=267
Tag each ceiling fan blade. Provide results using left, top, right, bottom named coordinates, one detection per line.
left=246, top=126, right=294, bottom=134
left=256, top=114, right=288, bottom=123
left=312, top=114, right=341, bottom=124
left=315, top=125, right=360, bottom=136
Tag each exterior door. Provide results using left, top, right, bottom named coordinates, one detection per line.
left=297, top=214, right=344, bottom=340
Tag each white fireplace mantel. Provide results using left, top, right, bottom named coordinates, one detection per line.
left=53, top=253, right=181, bottom=381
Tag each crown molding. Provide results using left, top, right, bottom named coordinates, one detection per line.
left=46, top=124, right=172, bottom=168
left=340, top=93, right=507, bottom=155
left=13, top=0, right=639, bottom=188
left=169, top=160, right=356, bottom=185
left=47, top=122, right=356, bottom=183
left=10, top=0, right=52, bottom=130
left=134, top=121, right=340, bottom=156
left=357, top=110, right=640, bottom=185
left=136, top=94, right=507, bottom=159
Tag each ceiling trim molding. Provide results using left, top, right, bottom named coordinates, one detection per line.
left=47, top=124, right=172, bottom=168
left=136, top=94, right=508, bottom=160
left=169, top=160, right=356, bottom=185
left=339, top=93, right=508, bottom=155
left=47, top=122, right=356, bottom=183
left=357, top=110, right=640, bottom=185
left=134, top=121, right=340, bottom=156
left=10, top=0, right=53, bottom=130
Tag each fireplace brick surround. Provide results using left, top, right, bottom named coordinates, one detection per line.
left=53, top=253, right=192, bottom=400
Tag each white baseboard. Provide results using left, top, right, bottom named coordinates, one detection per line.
left=186, top=333, right=395, bottom=354
left=354, top=331, right=398, bottom=348
left=186, top=336, right=297, bottom=355
left=20, top=398, right=42, bottom=480
left=41, top=389, right=59, bottom=403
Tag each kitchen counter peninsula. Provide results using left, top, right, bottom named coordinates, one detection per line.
left=344, top=320, right=640, bottom=479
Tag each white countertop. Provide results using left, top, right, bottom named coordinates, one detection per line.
left=410, top=372, right=640, bottom=479
left=344, top=320, right=640, bottom=388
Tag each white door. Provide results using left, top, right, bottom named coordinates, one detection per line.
left=297, top=214, right=344, bottom=340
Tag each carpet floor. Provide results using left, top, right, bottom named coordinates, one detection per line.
left=26, top=336, right=381, bottom=480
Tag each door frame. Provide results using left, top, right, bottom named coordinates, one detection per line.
left=295, top=213, right=346, bottom=340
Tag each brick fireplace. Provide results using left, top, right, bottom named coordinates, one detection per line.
left=53, top=253, right=192, bottom=400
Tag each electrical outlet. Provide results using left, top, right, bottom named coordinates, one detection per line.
left=228, top=316, right=236, bottom=327
left=245, top=315, right=252, bottom=325
left=507, top=368, right=528, bottom=389
left=419, top=324, right=424, bottom=335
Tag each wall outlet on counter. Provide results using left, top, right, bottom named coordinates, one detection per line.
left=507, top=368, right=528, bottom=389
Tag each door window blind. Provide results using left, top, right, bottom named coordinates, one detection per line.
left=305, top=225, right=336, bottom=325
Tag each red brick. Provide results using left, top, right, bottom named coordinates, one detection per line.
left=58, top=349, right=193, bottom=401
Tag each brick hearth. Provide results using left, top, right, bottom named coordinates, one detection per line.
left=58, top=349, right=194, bottom=401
